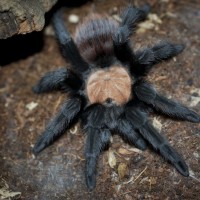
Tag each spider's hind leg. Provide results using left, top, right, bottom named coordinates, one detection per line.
left=125, top=106, right=189, bottom=176
left=85, top=127, right=111, bottom=190
left=134, top=80, right=200, bottom=122
left=139, top=122, right=189, bottom=176
left=117, top=114, right=147, bottom=150
left=83, top=104, right=111, bottom=190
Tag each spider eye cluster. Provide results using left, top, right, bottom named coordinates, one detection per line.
left=86, top=66, right=132, bottom=105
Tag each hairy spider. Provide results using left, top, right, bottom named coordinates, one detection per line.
left=33, top=5, right=200, bottom=190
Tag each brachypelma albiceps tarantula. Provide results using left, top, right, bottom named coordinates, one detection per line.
left=33, top=5, right=200, bottom=190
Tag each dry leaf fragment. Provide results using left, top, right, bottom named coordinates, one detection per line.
left=148, top=14, right=162, bottom=24
left=136, top=13, right=162, bottom=33
left=118, top=147, right=133, bottom=155
left=126, top=148, right=142, bottom=154
left=118, top=163, right=128, bottom=180
left=108, top=150, right=117, bottom=168
left=152, top=118, right=162, bottom=132
left=149, top=177, right=157, bottom=185
left=0, top=178, right=21, bottom=200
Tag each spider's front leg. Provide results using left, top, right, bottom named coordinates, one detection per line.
left=33, top=96, right=82, bottom=153
left=52, top=9, right=90, bottom=75
left=134, top=80, right=200, bottom=122
left=134, top=41, right=185, bottom=76
left=125, top=106, right=189, bottom=176
left=113, top=5, right=150, bottom=63
left=114, top=5, right=150, bottom=43
left=33, top=68, right=83, bottom=93
left=82, top=104, right=111, bottom=190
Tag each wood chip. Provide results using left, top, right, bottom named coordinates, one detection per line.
left=118, top=147, right=133, bottom=155
left=126, top=148, right=142, bottom=154
left=108, top=150, right=117, bottom=168
left=26, top=101, right=38, bottom=111
left=118, top=163, right=128, bottom=180
left=112, top=14, right=122, bottom=23
left=118, top=147, right=142, bottom=155
left=136, top=13, right=162, bottom=33
left=189, top=96, right=200, bottom=107
left=0, top=178, right=21, bottom=199
left=148, top=14, right=162, bottom=24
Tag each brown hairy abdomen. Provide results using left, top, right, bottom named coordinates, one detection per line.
left=87, top=66, right=132, bottom=105
left=74, top=14, right=118, bottom=62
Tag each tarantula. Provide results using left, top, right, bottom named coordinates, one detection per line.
left=33, top=5, right=200, bottom=190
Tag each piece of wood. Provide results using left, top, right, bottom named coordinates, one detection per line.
left=0, top=0, right=58, bottom=39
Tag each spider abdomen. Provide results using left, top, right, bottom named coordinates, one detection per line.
left=86, top=66, right=132, bottom=105
left=74, top=14, right=118, bottom=63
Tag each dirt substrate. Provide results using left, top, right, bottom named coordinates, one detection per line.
left=0, top=0, right=200, bottom=199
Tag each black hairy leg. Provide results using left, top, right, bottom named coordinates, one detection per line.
left=113, top=5, right=150, bottom=64
left=115, top=40, right=184, bottom=78
left=117, top=114, right=147, bottom=150
left=134, top=41, right=185, bottom=76
left=134, top=80, right=200, bottom=122
left=140, top=122, right=189, bottom=176
left=83, top=104, right=111, bottom=190
left=124, top=105, right=189, bottom=176
left=85, top=128, right=111, bottom=190
left=33, top=97, right=82, bottom=153
left=114, top=5, right=150, bottom=44
left=52, top=9, right=90, bottom=76
left=33, top=68, right=83, bottom=93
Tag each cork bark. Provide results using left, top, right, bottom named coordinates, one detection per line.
left=0, top=0, right=58, bottom=39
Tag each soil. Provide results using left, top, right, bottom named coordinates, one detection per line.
left=0, top=0, right=200, bottom=199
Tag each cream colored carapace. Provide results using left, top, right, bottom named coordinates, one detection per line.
left=86, top=66, right=132, bottom=105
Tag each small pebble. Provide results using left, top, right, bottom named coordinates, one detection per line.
left=68, top=14, right=79, bottom=24
left=152, top=118, right=162, bottom=133
left=26, top=101, right=38, bottom=111
left=193, top=152, right=199, bottom=158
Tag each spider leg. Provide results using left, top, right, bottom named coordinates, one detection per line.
left=117, top=115, right=147, bottom=150
left=85, top=127, right=111, bottom=190
left=125, top=106, right=189, bottom=176
left=134, top=41, right=185, bottom=76
left=52, top=10, right=90, bottom=75
left=33, top=97, right=82, bottom=154
left=114, top=5, right=150, bottom=42
left=113, top=5, right=150, bottom=63
left=33, top=68, right=83, bottom=93
left=140, top=122, right=189, bottom=176
left=83, top=104, right=111, bottom=190
left=134, top=80, right=200, bottom=122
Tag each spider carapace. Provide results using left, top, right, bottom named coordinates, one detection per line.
left=74, top=14, right=133, bottom=106
left=33, top=5, right=200, bottom=190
